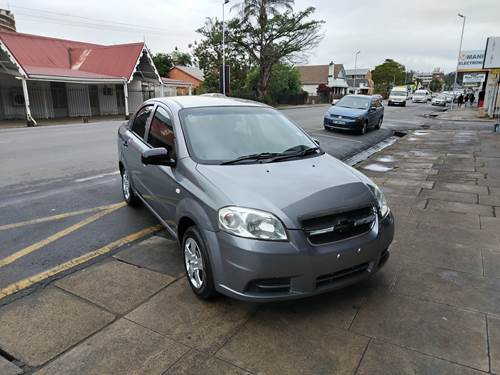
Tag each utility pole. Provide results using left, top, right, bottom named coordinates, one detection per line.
left=353, top=51, right=360, bottom=94
left=452, top=13, right=466, bottom=110
left=222, top=0, right=229, bottom=95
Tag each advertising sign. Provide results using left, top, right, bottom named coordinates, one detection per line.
left=463, top=73, right=486, bottom=84
left=458, top=50, right=485, bottom=71
left=484, top=37, right=500, bottom=69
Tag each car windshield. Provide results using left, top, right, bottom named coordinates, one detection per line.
left=179, top=106, right=318, bottom=164
left=335, top=96, right=371, bottom=109
left=391, top=91, right=406, bottom=96
left=414, top=92, right=426, bottom=96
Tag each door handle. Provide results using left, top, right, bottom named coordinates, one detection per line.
left=123, top=140, right=129, bottom=147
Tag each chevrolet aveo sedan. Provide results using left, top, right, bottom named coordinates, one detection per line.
left=118, top=96, right=394, bottom=302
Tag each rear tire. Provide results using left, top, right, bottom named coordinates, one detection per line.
left=121, top=167, right=140, bottom=206
left=360, top=121, right=367, bottom=135
left=183, top=226, right=218, bottom=300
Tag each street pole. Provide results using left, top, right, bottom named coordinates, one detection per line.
left=222, top=0, right=229, bottom=95
left=452, top=13, right=466, bottom=110
left=353, top=51, right=360, bottom=94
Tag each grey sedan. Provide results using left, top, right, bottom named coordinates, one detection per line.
left=118, top=96, right=394, bottom=301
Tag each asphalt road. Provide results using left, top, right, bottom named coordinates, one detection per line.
left=0, top=100, right=481, bottom=303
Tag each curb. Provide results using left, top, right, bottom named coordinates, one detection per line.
left=277, top=104, right=330, bottom=110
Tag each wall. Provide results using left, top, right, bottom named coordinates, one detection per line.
left=0, top=74, right=25, bottom=120
left=66, top=83, right=91, bottom=117
left=127, top=79, right=144, bottom=113
left=302, top=84, right=318, bottom=96
left=97, top=84, right=118, bottom=115
left=168, top=68, right=202, bottom=88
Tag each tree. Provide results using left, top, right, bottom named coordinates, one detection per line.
left=152, top=53, right=173, bottom=77
left=229, top=0, right=324, bottom=100
left=171, top=48, right=192, bottom=66
left=192, top=18, right=252, bottom=93
left=372, top=59, right=407, bottom=96
left=443, top=72, right=455, bottom=90
left=245, top=63, right=302, bottom=101
left=429, top=79, right=443, bottom=92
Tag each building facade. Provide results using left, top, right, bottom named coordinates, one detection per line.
left=345, top=68, right=374, bottom=94
left=168, top=66, right=204, bottom=94
left=296, top=62, right=348, bottom=98
left=0, top=9, right=15, bottom=32
left=0, top=31, right=172, bottom=125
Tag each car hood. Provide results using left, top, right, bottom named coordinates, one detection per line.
left=195, top=154, right=376, bottom=229
left=327, top=106, right=367, bottom=118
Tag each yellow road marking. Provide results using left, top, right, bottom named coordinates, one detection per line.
left=0, top=225, right=162, bottom=299
left=0, top=203, right=126, bottom=231
left=0, top=202, right=126, bottom=268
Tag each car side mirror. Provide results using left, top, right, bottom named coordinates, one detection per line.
left=313, top=139, right=320, bottom=146
left=142, top=148, right=176, bottom=167
left=369, top=106, right=377, bottom=111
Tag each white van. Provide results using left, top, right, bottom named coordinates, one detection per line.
left=412, top=90, right=429, bottom=103
left=388, top=87, right=408, bottom=107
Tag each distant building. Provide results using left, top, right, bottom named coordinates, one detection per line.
left=0, top=9, right=15, bottom=32
left=0, top=31, right=165, bottom=125
left=168, top=65, right=204, bottom=94
left=296, top=62, right=348, bottom=97
left=415, top=68, right=444, bottom=88
left=345, top=68, right=374, bottom=94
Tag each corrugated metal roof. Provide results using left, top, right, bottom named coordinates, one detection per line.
left=0, top=30, right=145, bottom=81
left=172, top=65, right=204, bottom=81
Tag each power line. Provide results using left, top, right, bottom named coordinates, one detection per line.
left=11, top=5, right=171, bottom=35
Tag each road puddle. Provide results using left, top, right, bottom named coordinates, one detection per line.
left=361, top=163, right=394, bottom=172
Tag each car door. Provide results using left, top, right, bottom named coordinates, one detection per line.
left=141, top=105, right=181, bottom=230
left=122, top=104, right=154, bottom=196
left=367, top=99, right=378, bottom=127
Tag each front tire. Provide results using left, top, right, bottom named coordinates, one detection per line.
left=376, top=116, right=383, bottom=129
left=121, top=167, right=140, bottom=206
left=183, top=226, right=217, bottom=300
left=360, top=121, right=367, bottom=135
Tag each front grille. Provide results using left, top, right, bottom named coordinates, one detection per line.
left=246, top=278, right=291, bottom=294
left=301, top=206, right=376, bottom=245
left=316, top=262, right=369, bottom=288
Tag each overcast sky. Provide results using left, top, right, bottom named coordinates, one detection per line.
left=4, top=0, right=500, bottom=73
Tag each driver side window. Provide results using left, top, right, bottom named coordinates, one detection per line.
left=131, top=105, right=153, bottom=139
left=147, top=106, right=176, bottom=158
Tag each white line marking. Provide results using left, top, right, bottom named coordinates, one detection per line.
left=74, top=171, right=119, bottom=183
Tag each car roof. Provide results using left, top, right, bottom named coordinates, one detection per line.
left=147, top=95, right=268, bottom=109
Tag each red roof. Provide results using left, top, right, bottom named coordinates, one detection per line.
left=0, top=31, right=145, bottom=81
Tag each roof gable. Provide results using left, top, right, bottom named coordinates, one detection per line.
left=171, top=65, right=204, bottom=82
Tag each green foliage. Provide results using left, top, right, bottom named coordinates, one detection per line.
left=429, top=79, right=443, bottom=92
left=244, top=64, right=302, bottom=100
left=372, top=59, right=407, bottom=96
left=192, top=18, right=252, bottom=93
left=152, top=50, right=193, bottom=77
left=152, top=53, right=173, bottom=77
left=229, top=0, right=324, bottom=100
left=443, top=72, right=455, bottom=90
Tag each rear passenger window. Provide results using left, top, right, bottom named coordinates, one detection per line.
left=147, top=107, right=175, bottom=157
left=131, top=105, right=153, bottom=139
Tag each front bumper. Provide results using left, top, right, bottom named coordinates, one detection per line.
left=324, top=116, right=363, bottom=130
left=203, top=212, right=395, bottom=302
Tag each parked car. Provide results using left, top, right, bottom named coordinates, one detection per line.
left=431, top=94, right=447, bottom=106
left=118, top=96, right=394, bottom=302
left=324, top=95, right=384, bottom=134
left=412, top=90, right=429, bottom=103
left=387, top=87, right=408, bottom=106
left=442, top=91, right=454, bottom=103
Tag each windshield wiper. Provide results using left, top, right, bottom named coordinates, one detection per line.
left=268, top=147, right=321, bottom=163
left=220, top=152, right=281, bottom=165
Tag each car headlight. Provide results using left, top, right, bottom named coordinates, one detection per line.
left=218, top=206, right=287, bottom=240
left=371, top=185, right=390, bottom=218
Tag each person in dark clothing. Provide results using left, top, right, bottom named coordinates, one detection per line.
left=457, top=94, right=464, bottom=108
left=469, top=93, right=475, bottom=107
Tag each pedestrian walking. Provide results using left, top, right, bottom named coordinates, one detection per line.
left=469, top=93, right=475, bottom=107
left=464, top=93, right=469, bottom=107
left=457, top=93, right=464, bottom=108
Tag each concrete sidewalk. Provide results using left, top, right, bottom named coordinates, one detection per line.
left=1, top=130, right=500, bottom=374
left=430, top=106, right=495, bottom=123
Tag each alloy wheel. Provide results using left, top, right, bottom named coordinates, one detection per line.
left=184, top=237, right=204, bottom=289
left=122, top=170, right=131, bottom=201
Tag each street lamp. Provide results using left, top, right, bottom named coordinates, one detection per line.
left=353, top=51, right=360, bottom=94
left=452, top=13, right=466, bottom=110
left=222, top=0, right=230, bottom=95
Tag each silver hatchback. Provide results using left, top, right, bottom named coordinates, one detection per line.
left=118, top=96, right=394, bottom=301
